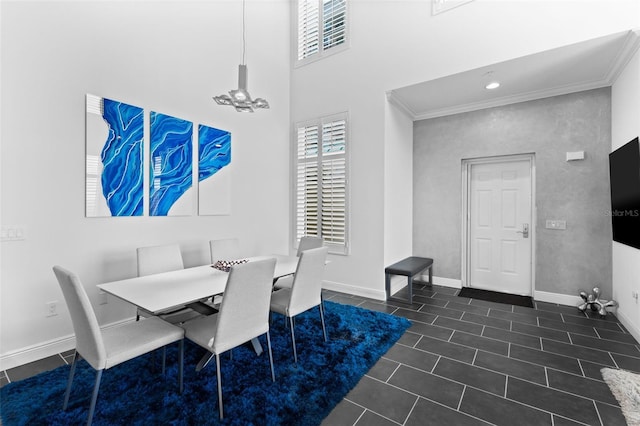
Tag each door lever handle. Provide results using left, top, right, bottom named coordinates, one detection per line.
left=516, top=223, right=529, bottom=238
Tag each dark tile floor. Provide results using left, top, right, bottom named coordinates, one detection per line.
left=2, top=284, right=638, bottom=426
left=320, top=285, right=639, bottom=426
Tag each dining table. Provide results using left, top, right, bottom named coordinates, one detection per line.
left=97, top=254, right=300, bottom=362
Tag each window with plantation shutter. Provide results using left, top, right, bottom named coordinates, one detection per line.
left=295, top=114, right=348, bottom=254
left=296, top=0, right=348, bottom=64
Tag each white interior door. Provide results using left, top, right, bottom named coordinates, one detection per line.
left=468, top=159, right=533, bottom=296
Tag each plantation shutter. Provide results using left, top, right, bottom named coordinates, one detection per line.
left=295, top=115, right=348, bottom=253
left=320, top=119, right=346, bottom=245
left=322, top=0, right=347, bottom=51
left=297, top=0, right=347, bottom=62
left=296, top=124, right=320, bottom=239
left=297, top=0, right=319, bottom=61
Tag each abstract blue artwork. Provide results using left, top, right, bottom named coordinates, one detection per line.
left=86, top=94, right=233, bottom=217
left=149, top=112, right=194, bottom=216
left=85, top=94, right=143, bottom=217
left=198, top=125, right=231, bottom=181
left=198, top=125, right=232, bottom=215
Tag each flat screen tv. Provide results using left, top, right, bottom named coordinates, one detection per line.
left=609, top=136, right=640, bottom=250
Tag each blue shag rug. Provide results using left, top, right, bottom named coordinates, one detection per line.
left=1, top=301, right=410, bottom=425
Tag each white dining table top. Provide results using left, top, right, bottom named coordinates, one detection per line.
left=97, top=255, right=298, bottom=314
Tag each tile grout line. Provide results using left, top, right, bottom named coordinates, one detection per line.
left=58, top=352, right=68, bottom=365
left=592, top=398, right=605, bottom=426
left=577, top=359, right=586, bottom=378
left=401, top=397, right=420, bottom=426
left=386, top=362, right=403, bottom=384
left=430, top=356, right=442, bottom=374
left=544, top=366, right=549, bottom=387
left=503, top=374, right=508, bottom=398
left=456, top=385, right=467, bottom=411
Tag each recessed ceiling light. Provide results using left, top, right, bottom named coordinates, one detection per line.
left=485, top=81, right=500, bottom=90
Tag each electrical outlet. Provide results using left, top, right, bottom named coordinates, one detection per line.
left=46, top=301, right=58, bottom=317
left=632, top=291, right=639, bottom=302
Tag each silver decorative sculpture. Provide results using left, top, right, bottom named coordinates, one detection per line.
left=578, top=287, right=618, bottom=317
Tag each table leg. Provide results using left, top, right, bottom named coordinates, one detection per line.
left=195, top=338, right=264, bottom=371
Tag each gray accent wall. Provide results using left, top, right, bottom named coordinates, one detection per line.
left=413, top=88, right=612, bottom=297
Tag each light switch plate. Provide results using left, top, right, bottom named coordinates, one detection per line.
left=1, top=226, right=27, bottom=241
left=545, top=220, right=566, bottom=230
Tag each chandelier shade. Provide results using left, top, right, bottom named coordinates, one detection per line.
left=213, top=0, right=269, bottom=113
left=213, top=65, right=269, bottom=113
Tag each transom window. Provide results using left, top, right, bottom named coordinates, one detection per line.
left=294, top=113, right=349, bottom=254
left=296, top=0, right=348, bottom=64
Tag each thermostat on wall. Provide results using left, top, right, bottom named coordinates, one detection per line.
left=566, top=151, right=585, bottom=161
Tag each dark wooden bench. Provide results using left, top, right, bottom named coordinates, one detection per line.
left=385, top=257, right=433, bottom=304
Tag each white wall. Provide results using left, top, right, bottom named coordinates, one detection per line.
left=0, top=1, right=290, bottom=369
left=611, top=37, right=640, bottom=341
left=291, top=0, right=639, bottom=298
left=383, top=100, right=413, bottom=266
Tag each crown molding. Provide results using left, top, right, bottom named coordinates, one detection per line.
left=413, top=79, right=611, bottom=121
left=606, top=29, right=640, bottom=84
left=408, top=29, right=640, bottom=121
left=386, top=91, right=417, bottom=119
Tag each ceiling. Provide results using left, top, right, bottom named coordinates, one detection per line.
left=388, top=29, right=640, bottom=120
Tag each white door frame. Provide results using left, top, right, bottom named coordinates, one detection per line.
left=461, top=153, right=537, bottom=292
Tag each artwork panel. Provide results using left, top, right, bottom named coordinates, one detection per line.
left=198, top=124, right=231, bottom=216
left=85, top=94, right=144, bottom=217
left=199, top=166, right=232, bottom=215
left=149, top=112, right=193, bottom=216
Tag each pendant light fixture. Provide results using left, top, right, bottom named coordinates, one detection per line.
left=213, top=0, right=269, bottom=112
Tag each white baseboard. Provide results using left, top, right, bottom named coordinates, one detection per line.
left=0, top=317, right=135, bottom=371
left=427, top=275, right=462, bottom=289
left=615, top=309, right=640, bottom=344
left=323, top=275, right=463, bottom=302
left=534, top=290, right=640, bottom=342
left=533, top=290, right=583, bottom=306
left=0, top=335, right=76, bottom=371
left=322, top=280, right=387, bottom=301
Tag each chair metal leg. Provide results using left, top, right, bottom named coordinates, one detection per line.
left=63, top=351, right=80, bottom=410
left=216, top=354, right=224, bottom=420
left=266, top=331, right=275, bottom=382
left=319, top=303, right=327, bottom=342
left=196, top=352, right=215, bottom=372
left=289, top=316, right=298, bottom=363
left=178, top=340, right=184, bottom=393
left=87, top=369, right=103, bottom=426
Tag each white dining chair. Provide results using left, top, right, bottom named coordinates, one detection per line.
left=136, top=244, right=213, bottom=322
left=273, top=236, right=324, bottom=291
left=270, top=246, right=329, bottom=363
left=181, top=258, right=277, bottom=420
left=53, top=265, right=184, bottom=426
left=297, top=236, right=324, bottom=254
left=208, top=238, right=243, bottom=307
left=209, top=238, right=241, bottom=264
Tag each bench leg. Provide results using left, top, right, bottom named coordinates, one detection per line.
left=407, top=276, right=413, bottom=305
left=429, top=265, right=433, bottom=285
left=385, top=273, right=391, bottom=300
